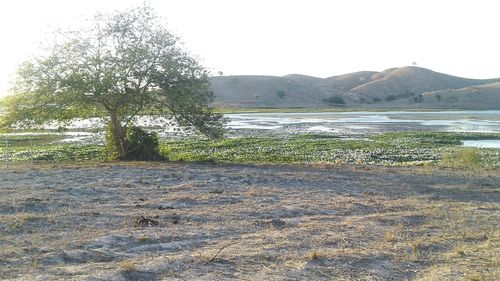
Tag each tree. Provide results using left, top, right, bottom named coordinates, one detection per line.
left=0, top=6, right=225, bottom=159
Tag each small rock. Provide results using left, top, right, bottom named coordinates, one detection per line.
left=209, top=189, right=224, bottom=194
left=171, top=217, right=180, bottom=224
left=158, top=205, right=174, bottom=210
left=270, top=219, right=286, bottom=229
left=134, top=216, right=159, bottom=227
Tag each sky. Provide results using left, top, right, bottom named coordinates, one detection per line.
left=1, top=0, right=499, bottom=96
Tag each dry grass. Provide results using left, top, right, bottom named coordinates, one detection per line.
left=119, top=260, right=137, bottom=273
left=309, top=250, right=320, bottom=261
left=0, top=162, right=498, bottom=280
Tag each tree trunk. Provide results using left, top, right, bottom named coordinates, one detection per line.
left=109, top=113, right=128, bottom=159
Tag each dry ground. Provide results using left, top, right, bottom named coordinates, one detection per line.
left=0, top=162, right=498, bottom=280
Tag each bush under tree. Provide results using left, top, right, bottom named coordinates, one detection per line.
left=106, top=126, right=162, bottom=161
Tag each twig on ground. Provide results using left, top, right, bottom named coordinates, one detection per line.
left=314, top=268, right=334, bottom=279
left=204, top=239, right=242, bottom=264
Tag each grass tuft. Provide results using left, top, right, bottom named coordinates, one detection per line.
left=309, top=250, right=320, bottom=261
left=442, top=148, right=483, bottom=168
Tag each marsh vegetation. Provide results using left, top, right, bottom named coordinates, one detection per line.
left=1, top=131, right=499, bottom=170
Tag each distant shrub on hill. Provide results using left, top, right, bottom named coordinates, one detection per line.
left=412, top=95, right=423, bottom=103
left=385, top=94, right=397, bottom=102
left=322, top=95, right=346, bottom=105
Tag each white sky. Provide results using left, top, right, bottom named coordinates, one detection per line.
left=1, top=0, right=499, bottom=96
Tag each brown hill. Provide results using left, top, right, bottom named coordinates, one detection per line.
left=210, top=75, right=350, bottom=108
left=350, top=66, right=500, bottom=101
left=210, top=66, right=500, bottom=109
left=420, top=82, right=500, bottom=109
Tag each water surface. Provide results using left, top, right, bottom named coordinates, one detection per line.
left=226, top=110, right=500, bottom=135
left=2, top=110, right=499, bottom=142
left=462, top=140, right=500, bottom=148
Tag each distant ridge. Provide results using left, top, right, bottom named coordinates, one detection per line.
left=210, top=66, right=500, bottom=109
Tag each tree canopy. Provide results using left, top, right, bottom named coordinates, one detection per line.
left=0, top=6, right=225, bottom=159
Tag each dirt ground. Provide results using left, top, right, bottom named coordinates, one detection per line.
left=0, top=162, right=498, bottom=281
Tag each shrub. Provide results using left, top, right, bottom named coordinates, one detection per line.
left=106, top=125, right=162, bottom=161
left=413, top=95, right=423, bottom=103
left=322, top=95, right=346, bottom=105
left=405, top=91, right=416, bottom=97
left=385, top=94, right=397, bottom=102
left=276, top=90, right=286, bottom=99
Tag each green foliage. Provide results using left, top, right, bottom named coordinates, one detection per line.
left=160, top=132, right=500, bottom=166
left=379, top=131, right=500, bottom=140
left=0, top=5, right=225, bottom=160
left=372, top=97, right=382, bottom=103
left=322, top=95, right=346, bottom=105
left=435, top=94, right=442, bottom=102
left=123, top=127, right=161, bottom=161
left=0, top=143, right=105, bottom=161
left=161, top=135, right=424, bottom=164
left=372, top=132, right=463, bottom=147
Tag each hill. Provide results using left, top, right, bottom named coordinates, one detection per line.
left=420, top=82, right=500, bottom=109
left=210, top=75, right=349, bottom=108
left=210, top=66, right=500, bottom=109
left=349, top=67, right=500, bottom=102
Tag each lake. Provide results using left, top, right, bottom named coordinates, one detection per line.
left=226, top=110, right=500, bottom=137
left=2, top=110, right=500, bottom=142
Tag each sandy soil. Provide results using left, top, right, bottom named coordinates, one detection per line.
left=0, top=162, right=498, bottom=280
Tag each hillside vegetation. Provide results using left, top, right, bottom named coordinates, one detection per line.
left=210, top=66, right=500, bottom=109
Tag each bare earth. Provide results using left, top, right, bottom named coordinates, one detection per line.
left=0, top=162, right=498, bottom=281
